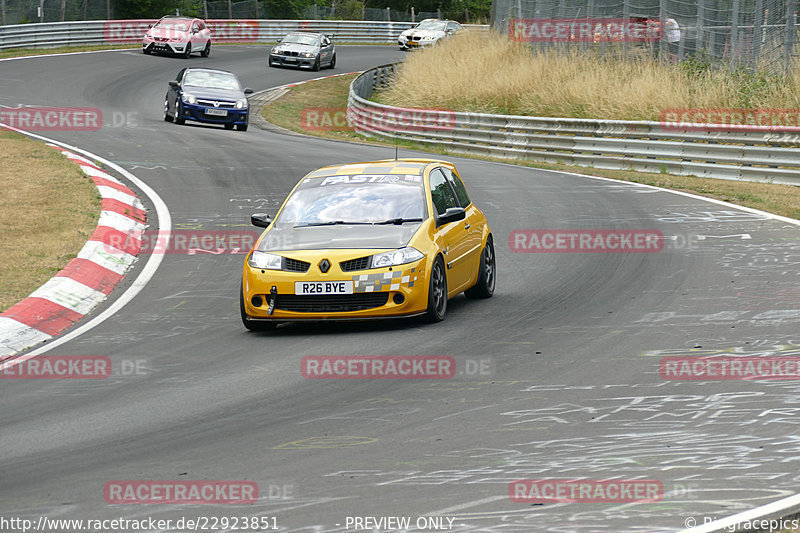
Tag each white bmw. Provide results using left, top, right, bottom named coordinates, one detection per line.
left=398, top=19, right=463, bottom=50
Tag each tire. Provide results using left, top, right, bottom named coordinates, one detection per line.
left=143, top=47, right=152, bottom=55
left=174, top=102, right=185, bottom=125
left=240, top=283, right=276, bottom=332
left=465, top=236, right=496, bottom=299
left=201, top=41, right=211, bottom=57
left=182, top=43, right=191, bottom=59
left=237, top=123, right=248, bottom=131
left=328, top=53, right=336, bottom=69
left=163, top=99, right=173, bottom=122
left=224, top=123, right=234, bottom=130
left=312, top=57, right=320, bottom=71
left=422, top=256, right=447, bottom=323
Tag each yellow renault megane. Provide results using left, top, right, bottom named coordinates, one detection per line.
left=240, top=159, right=495, bottom=330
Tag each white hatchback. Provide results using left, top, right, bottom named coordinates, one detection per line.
left=143, top=16, right=212, bottom=58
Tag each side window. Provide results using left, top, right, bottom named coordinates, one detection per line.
left=199, top=21, right=206, bottom=30
left=429, top=168, right=458, bottom=216
left=442, top=168, right=471, bottom=207
left=192, top=23, right=200, bottom=33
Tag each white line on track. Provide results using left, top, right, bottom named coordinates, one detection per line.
left=0, top=124, right=171, bottom=368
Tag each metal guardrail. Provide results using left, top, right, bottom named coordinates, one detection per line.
left=348, top=64, right=800, bottom=186
left=0, top=19, right=488, bottom=50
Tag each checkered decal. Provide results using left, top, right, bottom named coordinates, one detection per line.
left=353, top=268, right=419, bottom=293
left=307, top=161, right=427, bottom=179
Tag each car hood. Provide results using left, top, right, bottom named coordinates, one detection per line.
left=182, top=85, right=244, bottom=101
left=274, top=43, right=319, bottom=53
left=147, top=27, right=189, bottom=40
left=258, top=223, right=421, bottom=252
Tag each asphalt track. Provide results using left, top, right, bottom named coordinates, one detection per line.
left=1, top=44, right=800, bottom=533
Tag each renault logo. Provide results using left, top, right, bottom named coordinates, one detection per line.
left=318, top=259, right=331, bottom=273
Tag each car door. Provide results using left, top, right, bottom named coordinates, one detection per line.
left=441, top=166, right=483, bottom=283
left=190, top=21, right=203, bottom=52
left=319, top=36, right=332, bottom=64
left=428, top=167, right=472, bottom=293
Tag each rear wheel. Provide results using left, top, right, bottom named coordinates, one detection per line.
left=240, top=284, right=276, bottom=332
left=201, top=41, right=211, bottom=57
left=422, top=256, right=447, bottom=323
left=465, top=236, right=496, bottom=299
left=329, top=53, right=336, bottom=69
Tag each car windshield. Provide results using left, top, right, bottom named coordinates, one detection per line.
left=281, top=33, right=320, bottom=46
left=183, top=71, right=241, bottom=91
left=275, top=175, right=426, bottom=227
left=154, top=19, right=192, bottom=31
left=416, top=20, right=448, bottom=31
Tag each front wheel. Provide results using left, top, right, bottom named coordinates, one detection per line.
left=163, top=99, right=173, bottom=122
left=465, top=236, right=496, bottom=299
left=201, top=41, right=211, bottom=57
left=422, top=256, right=447, bottom=323
left=174, top=102, right=185, bottom=125
left=312, top=57, right=320, bottom=71
left=182, top=43, right=191, bottom=59
left=237, top=123, right=248, bottom=131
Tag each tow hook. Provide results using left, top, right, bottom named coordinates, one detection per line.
left=267, top=286, right=277, bottom=315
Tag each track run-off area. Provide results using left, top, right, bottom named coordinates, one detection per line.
left=1, top=44, right=800, bottom=532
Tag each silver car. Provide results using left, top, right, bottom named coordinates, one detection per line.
left=269, top=32, right=336, bottom=71
left=398, top=19, right=463, bottom=50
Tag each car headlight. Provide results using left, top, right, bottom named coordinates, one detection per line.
left=271, top=47, right=281, bottom=54
left=169, top=37, right=183, bottom=42
left=181, top=93, right=197, bottom=104
left=370, top=247, right=424, bottom=269
left=235, top=98, right=248, bottom=109
left=423, top=35, right=436, bottom=40
left=248, top=251, right=282, bottom=270
left=301, top=52, right=315, bottom=58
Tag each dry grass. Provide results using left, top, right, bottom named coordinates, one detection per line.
left=0, top=130, right=100, bottom=312
left=379, top=30, right=800, bottom=120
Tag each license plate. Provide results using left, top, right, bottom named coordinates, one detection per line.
left=205, top=108, right=227, bottom=116
left=284, top=57, right=297, bottom=62
left=295, top=281, right=353, bottom=295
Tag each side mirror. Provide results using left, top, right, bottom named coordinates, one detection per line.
left=276, top=38, right=282, bottom=43
left=251, top=213, right=272, bottom=228
left=169, top=80, right=180, bottom=88
left=438, top=207, right=466, bottom=226
left=244, top=88, right=254, bottom=94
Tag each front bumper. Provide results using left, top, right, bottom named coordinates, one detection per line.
left=269, top=53, right=317, bottom=68
left=143, top=40, right=188, bottom=54
left=398, top=36, right=436, bottom=49
left=179, top=102, right=248, bottom=126
left=242, top=256, right=429, bottom=321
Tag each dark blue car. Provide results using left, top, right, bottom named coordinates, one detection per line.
left=164, top=67, right=253, bottom=131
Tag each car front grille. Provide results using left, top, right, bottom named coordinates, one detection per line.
left=274, top=293, right=389, bottom=313
left=196, top=99, right=236, bottom=108
left=340, top=256, right=370, bottom=272
left=283, top=258, right=311, bottom=273
left=286, top=51, right=299, bottom=57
